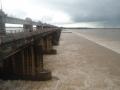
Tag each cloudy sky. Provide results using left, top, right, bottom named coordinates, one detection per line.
left=2, top=0, right=120, bottom=27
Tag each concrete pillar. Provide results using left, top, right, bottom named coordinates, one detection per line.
left=44, top=36, right=57, bottom=54
left=0, top=10, right=6, bottom=35
left=30, top=45, right=36, bottom=76
left=33, top=42, right=52, bottom=80
left=26, top=47, right=31, bottom=75
left=21, top=50, right=25, bottom=75
left=52, top=30, right=61, bottom=45
left=41, top=39, right=46, bottom=51
left=34, top=44, right=43, bottom=72
left=46, top=36, right=52, bottom=51
left=23, top=18, right=33, bottom=32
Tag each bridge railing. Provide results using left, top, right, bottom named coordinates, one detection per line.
left=7, top=28, right=41, bottom=33
left=0, top=28, right=59, bottom=45
left=0, top=10, right=59, bottom=36
left=6, top=30, right=23, bottom=34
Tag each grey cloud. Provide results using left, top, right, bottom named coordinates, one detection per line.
left=34, top=0, right=120, bottom=27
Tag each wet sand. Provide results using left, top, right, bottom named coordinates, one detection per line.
left=0, top=30, right=120, bottom=90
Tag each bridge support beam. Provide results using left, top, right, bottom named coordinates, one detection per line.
left=41, top=36, right=57, bottom=54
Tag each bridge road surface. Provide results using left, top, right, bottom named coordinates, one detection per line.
left=0, top=29, right=120, bottom=90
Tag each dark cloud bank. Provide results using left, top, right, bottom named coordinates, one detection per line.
left=41, top=0, right=120, bottom=27
left=30, top=0, right=120, bottom=27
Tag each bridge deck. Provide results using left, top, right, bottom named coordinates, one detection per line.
left=0, top=30, right=120, bottom=89
left=0, top=28, right=57, bottom=44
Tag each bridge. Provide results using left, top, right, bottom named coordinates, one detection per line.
left=0, top=10, right=62, bottom=81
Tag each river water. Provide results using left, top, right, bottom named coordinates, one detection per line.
left=67, top=28, right=120, bottom=54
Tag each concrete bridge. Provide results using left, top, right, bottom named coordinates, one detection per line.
left=0, top=10, right=62, bottom=81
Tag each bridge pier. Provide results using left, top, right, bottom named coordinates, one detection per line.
left=52, top=30, right=61, bottom=45
left=0, top=43, right=52, bottom=81
left=41, top=36, right=57, bottom=54
left=33, top=44, right=51, bottom=80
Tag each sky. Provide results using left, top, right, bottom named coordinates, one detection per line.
left=1, top=0, right=120, bottom=27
